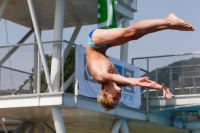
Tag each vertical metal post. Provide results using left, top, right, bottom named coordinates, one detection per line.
left=120, top=118, right=129, bottom=133
left=131, top=59, right=134, bottom=66
left=179, top=77, right=182, bottom=95
left=183, top=111, right=186, bottom=129
left=120, top=19, right=129, bottom=62
left=37, top=51, right=41, bottom=93
left=119, top=18, right=130, bottom=133
left=183, top=72, right=186, bottom=94
left=50, top=0, right=66, bottom=133
left=155, top=69, right=158, bottom=96
left=29, top=75, right=33, bottom=93
left=193, top=77, right=196, bottom=94
left=169, top=67, right=172, bottom=93
left=117, top=17, right=125, bottom=27
left=34, top=33, right=39, bottom=93
left=51, top=107, right=66, bottom=133
left=146, top=58, right=149, bottom=121
left=0, top=68, right=1, bottom=91
left=74, top=47, right=78, bottom=103
left=27, top=0, right=53, bottom=92
left=110, top=119, right=123, bottom=133
left=0, top=0, right=10, bottom=21
left=51, top=0, right=66, bottom=92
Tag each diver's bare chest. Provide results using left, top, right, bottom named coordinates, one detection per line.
left=97, top=60, right=116, bottom=74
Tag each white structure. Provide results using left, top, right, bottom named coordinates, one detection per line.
left=0, top=0, right=198, bottom=133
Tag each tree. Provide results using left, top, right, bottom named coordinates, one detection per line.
left=40, top=47, right=75, bottom=93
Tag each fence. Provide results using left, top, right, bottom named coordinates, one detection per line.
left=0, top=40, right=76, bottom=96
left=132, top=52, right=200, bottom=97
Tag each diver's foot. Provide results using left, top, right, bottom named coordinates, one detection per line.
left=167, top=13, right=195, bottom=31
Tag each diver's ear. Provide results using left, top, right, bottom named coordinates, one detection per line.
left=102, top=90, right=108, bottom=95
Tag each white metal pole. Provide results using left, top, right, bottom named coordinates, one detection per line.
left=0, top=0, right=10, bottom=21
left=74, top=75, right=78, bottom=103
left=120, top=119, right=129, bottom=133
left=51, top=106, right=66, bottom=133
left=51, top=0, right=66, bottom=92
left=117, top=17, right=125, bottom=27
left=37, top=51, right=41, bottom=93
left=34, top=31, right=41, bottom=94
left=119, top=18, right=130, bottom=133
left=27, top=0, right=53, bottom=92
left=120, top=19, right=130, bottom=62
left=34, top=33, right=38, bottom=93
left=110, top=119, right=123, bottom=133
left=74, top=45, right=78, bottom=103
left=50, top=0, right=66, bottom=133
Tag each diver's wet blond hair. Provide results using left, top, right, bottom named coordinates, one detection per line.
left=97, top=85, right=118, bottom=111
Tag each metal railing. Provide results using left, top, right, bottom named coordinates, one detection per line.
left=132, top=52, right=200, bottom=97
left=0, top=40, right=76, bottom=96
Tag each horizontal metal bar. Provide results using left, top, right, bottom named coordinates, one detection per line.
left=0, top=40, right=78, bottom=49
left=157, top=64, right=200, bottom=70
left=1, top=66, right=33, bottom=75
left=132, top=52, right=200, bottom=60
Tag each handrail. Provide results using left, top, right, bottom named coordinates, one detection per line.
left=0, top=40, right=79, bottom=49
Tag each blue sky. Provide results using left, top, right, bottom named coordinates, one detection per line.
left=0, top=0, right=199, bottom=65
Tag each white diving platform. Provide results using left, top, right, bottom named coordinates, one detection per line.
left=0, top=93, right=190, bottom=133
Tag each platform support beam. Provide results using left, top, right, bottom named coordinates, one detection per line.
left=51, top=0, right=66, bottom=92
left=27, top=122, right=37, bottom=133
left=0, top=0, right=10, bottom=21
left=63, top=71, right=75, bottom=91
left=119, top=18, right=130, bottom=133
left=0, top=29, right=34, bottom=66
left=34, top=31, right=41, bottom=93
left=41, top=122, right=56, bottom=133
left=117, top=17, right=125, bottom=27
left=120, top=118, right=129, bottom=133
left=13, top=121, right=30, bottom=133
left=27, top=0, right=53, bottom=92
left=120, top=18, right=129, bottom=62
left=50, top=0, right=66, bottom=133
left=37, top=122, right=45, bottom=133
left=51, top=107, right=66, bottom=133
left=110, top=119, right=123, bottom=133
left=37, top=51, right=41, bottom=93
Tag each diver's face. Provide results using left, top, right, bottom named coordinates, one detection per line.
left=102, top=81, right=122, bottom=103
